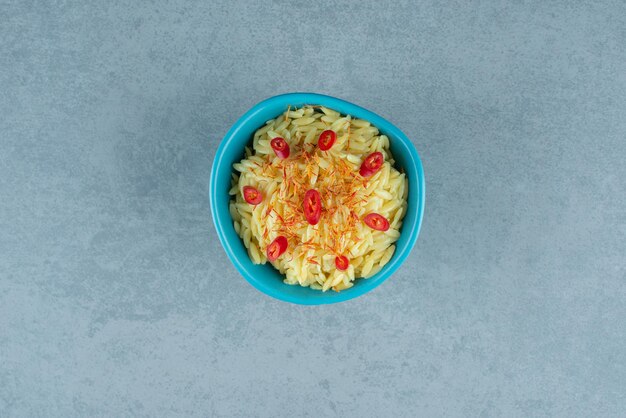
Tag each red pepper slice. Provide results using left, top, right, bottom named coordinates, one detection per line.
left=318, top=130, right=336, bottom=151
left=363, top=213, right=390, bottom=231
left=266, top=236, right=288, bottom=262
left=242, top=186, right=263, bottom=205
left=335, top=255, right=349, bottom=271
left=359, top=151, right=384, bottom=177
left=270, top=137, right=290, bottom=159
left=303, top=189, right=322, bottom=225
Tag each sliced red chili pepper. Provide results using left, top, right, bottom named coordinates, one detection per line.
left=266, top=236, right=288, bottom=262
left=303, top=189, right=322, bottom=225
left=270, top=137, right=290, bottom=159
left=242, top=186, right=263, bottom=205
left=363, top=213, right=390, bottom=231
left=317, top=130, right=336, bottom=151
left=359, top=151, right=384, bottom=177
left=335, top=255, right=349, bottom=271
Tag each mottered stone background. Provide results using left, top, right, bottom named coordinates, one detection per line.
left=1, top=1, right=625, bottom=417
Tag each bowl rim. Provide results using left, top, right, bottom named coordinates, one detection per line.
left=210, top=92, right=425, bottom=305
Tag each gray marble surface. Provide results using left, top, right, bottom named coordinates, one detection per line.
left=1, top=1, right=625, bottom=417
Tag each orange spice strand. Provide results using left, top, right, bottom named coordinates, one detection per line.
left=271, top=208, right=284, bottom=223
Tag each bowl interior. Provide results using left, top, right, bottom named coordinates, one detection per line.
left=210, top=93, right=424, bottom=304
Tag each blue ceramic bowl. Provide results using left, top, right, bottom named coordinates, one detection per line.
left=210, top=93, right=425, bottom=304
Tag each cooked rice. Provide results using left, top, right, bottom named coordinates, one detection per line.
left=229, top=105, right=408, bottom=292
